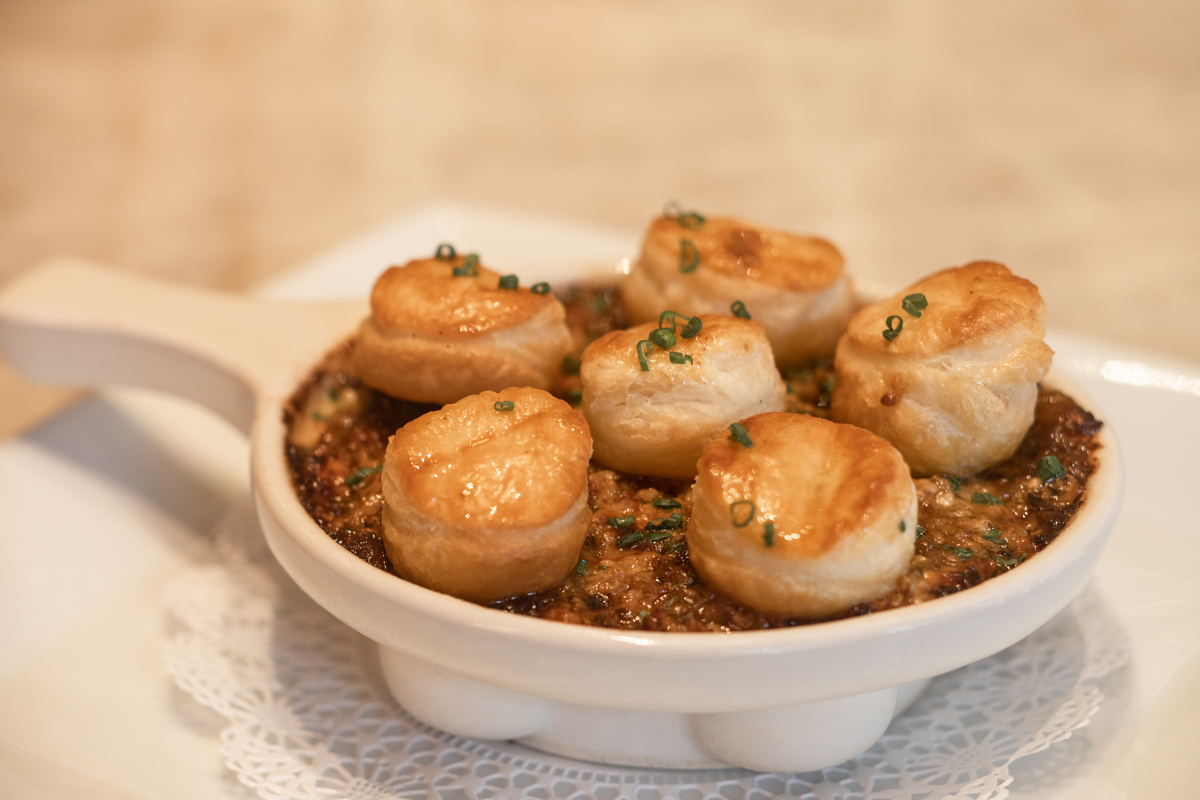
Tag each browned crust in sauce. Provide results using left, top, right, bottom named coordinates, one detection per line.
left=284, top=284, right=1102, bottom=630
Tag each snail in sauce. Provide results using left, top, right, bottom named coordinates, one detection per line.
left=830, top=261, right=1054, bottom=477
left=380, top=386, right=592, bottom=603
left=580, top=313, right=786, bottom=479
left=620, top=207, right=857, bottom=366
left=353, top=248, right=573, bottom=405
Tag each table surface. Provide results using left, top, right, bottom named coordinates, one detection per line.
left=2, top=0, right=1199, bottom=436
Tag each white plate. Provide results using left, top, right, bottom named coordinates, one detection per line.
left=1, top=204, right=1197, bottom=798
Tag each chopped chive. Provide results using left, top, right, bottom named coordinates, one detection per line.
left=565, top=388, right=583, bottom=403
left=608, top=515, right=635, bottom=529
left=344, top=465, right=382, bottom=488
left=636, top=340, right=655, bottom=371
left=531, top=282, right=551, bottom=295
left=649, top=327, right=677, bottom=349
left=1037, top=455, right=1067, bottom=483
left=883, top=315, right=903, bottom=341
left=972, top=492, right=1004, bottom=506
left=730, top=300, right=751, bottom=320
left=647, top=513, right=683, bottom=531
left=311, top=411, right=327, bottom=422
left=493, top=400, right=515, bottom=412
left=651, top=498, right=682, bottom=509
left=644, top=530, right=671, bottom=543
left=658, top=310, right=680, bottom=330
left=679, top=239, right=700, bottom=273
left=662, top=592, right=681, bottom=608
left=328, top=387, right=340, bottom=401
left=663, top=540, right=685, bottom=554
left=729, top=500, right=756, bottom=528
left=680, top=315, right=703, bottom=338
left=434, top=243, right=457, bottom=261
left=902, top=293, right=928, bottom=318
left=942, top=545, right=974, bottom=561
left=728, top=422, right=753, bottom=448
left=618, top=531, right=645, bottom=548
left=498, top=274, right=519, bottom=290
left=638, top=610, right=649, bottom=621
left=663, top=201, right=706, bottom=230
left=819, top=375, right=837, bottom=393
left=763, top=521, right=775, bottom=547
left=899, top=520, right=906, bottom=533
left=946, top=476, right=962, bottom=491
left=915, top=525, right=926, bottom=539
left=984, top=528, right=1007, bottom=545
left=561, top=354, right=581, bottom=375
left=996, top=555, right=1026, bottom=568
left=669, top=351, right=694, bottom=365
left=452, top=253, right=480, bottom=277
left=575, top=558, right=587, bottom=576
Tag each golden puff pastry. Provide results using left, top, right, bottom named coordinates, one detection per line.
left=353, top=253, right=573, bottom=404
left=620, top=212, right=857, bottom=365
left=381, top=387, right=592, bottom=603
left=830, top=261, right=1054, bottom=477
left=580, top=313, right=786, bottom=479
left=688, top=412, right=917, bottom=618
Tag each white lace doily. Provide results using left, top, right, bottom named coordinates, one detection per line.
left=165, top=504, right=1129, bottom=800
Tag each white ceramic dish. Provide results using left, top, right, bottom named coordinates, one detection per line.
left=0, top=252, right=1123, bottom=773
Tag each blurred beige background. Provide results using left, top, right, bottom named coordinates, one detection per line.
left=3, top=0, right=1198, bottom=436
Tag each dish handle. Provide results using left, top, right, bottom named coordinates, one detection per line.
left=0, top=258, right=366, bottom=434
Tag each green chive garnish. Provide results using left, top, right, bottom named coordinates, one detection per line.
left=651, top=498, right=681, bottom=509
left=728, top=422, right=753, bottom=447
left=942, top=545, right=974, bottom=561
left=494, top=400, right=515, bottom=412
left=902, top=293, right=928, bottom=318
left=531, top=282, right=551, bottom=294
left=328, top=387, right=340, bottom=401
left=883, top=315, right=903, bottom=341
left=663, top=201, right=706, bottom=230
left=763, top=522, right=775, bottom=547
left=662, top=592, right=681, bottom=608
left=915, top=525, right=926, bottom=539
left=729, top=500, right=756, bottom=528
left=311, top=411, right=327, bottom=422
left=575, top=559, right=587, bottom=576
left=434, top=243, right=457, bottom=261
left=618, top=531, right=645, bottom=548
left=561, top=354, right=581, bottom=375
left=669, top=351, right=694, bottom=365
left=344, top=465, right=382, bottom=488
left=730, top=300, right=750, bottom=320
left=1037, top=455, right=1067, bottom=483
left=972, top=492, right=1004, bottom=506
left=899, top=520, right=906, bottom=533
left=679, top=239, right=700, bottom=273
left=680, top=315, right=702, bottom=338
left=636, top=340, right=654, bottom=371
left=608, top=515, right=635, bottom=529
left=650, top=327, right=677, bottom=349
left=646, top=512, right=683, bottom=531
left=663, top=540, right=685, bottom=554
left=644, top=530, right=671, bottom=543
left=498, top=274, right=519, bottom=290
left=820, top=375, right=837, bottom=393
left=946, top=476, right=962, bottom=491
left=996, top=555, right=1025, bottom=568
left=452, top=253, right=480, bottom=277
left=984, top=528, right=1006, bottom=545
